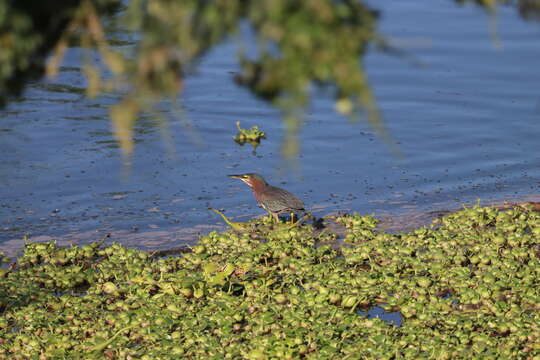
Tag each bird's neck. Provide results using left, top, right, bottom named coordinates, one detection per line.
left=250, top=181, right=267, bottom=193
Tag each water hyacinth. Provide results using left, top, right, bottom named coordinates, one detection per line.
left=234, top=121, right=267, bottom=149
left=0, top=204, right=539, bottom=359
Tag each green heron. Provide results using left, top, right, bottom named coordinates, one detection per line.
left=228, top=173, right=305, bottom=223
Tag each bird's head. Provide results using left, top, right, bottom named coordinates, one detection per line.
left=228, top=173, right=268, bottom=188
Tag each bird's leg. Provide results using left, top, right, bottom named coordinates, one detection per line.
left=272, top=212, right=280, bottom=223
left=289, top=212, right=295, bottom=225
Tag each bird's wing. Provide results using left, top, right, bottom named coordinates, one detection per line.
left=259, top=186, right=305, bottom=212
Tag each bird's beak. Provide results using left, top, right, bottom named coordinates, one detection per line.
left=227, top=174, right=244, bottom=179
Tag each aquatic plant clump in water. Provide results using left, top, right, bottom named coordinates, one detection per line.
left=234, top=121, right=267, bottom=149
left=0, top=205, right=539, bottom=359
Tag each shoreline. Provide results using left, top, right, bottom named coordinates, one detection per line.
left=2, top=195, right=539, bottom=259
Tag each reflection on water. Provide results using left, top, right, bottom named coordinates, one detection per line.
left=1, top=1, right=540, bottom=256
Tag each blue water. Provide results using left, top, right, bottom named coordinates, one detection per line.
left=358, top=306, right=403, bottom=327
left=1, top=1, right=539, bottom=255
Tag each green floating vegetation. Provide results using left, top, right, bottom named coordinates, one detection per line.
left=233, top=121, right=267, bottom=150
left=1, top=205, right=539, bottom=359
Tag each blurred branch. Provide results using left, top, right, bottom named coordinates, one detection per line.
left=2, top=0, right=537, bottom=158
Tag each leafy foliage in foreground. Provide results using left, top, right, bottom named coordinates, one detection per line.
left=0, top=205, right=539, bottom=359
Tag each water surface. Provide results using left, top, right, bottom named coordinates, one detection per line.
left=1, top=1, right=539, bottom=255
